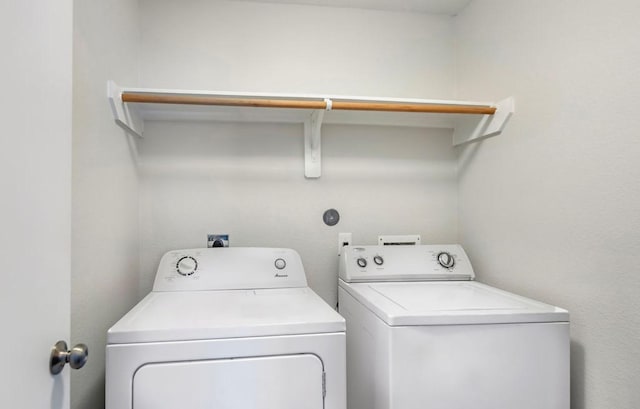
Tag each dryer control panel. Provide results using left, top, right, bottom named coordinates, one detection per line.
left=153, top=248, right=308, bottom=291
left=339, top=244, right=475, bottom=283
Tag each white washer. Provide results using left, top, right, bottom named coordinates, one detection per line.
left=107, top=247, right=345, bottom=409
left=338, top=245, right=569, bottom=409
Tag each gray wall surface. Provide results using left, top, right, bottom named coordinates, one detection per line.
left=71, top=0, right=140, bottom=408
left=455, top=1, right=640, bottom=407
left=136, top=0, right=459, bottom=305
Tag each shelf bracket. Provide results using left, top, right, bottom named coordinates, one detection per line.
left=304, top=108, right=326, bottom=178
left=107, top=81, right=143, bottom=138
left=452, top=97, right=514, bottom=146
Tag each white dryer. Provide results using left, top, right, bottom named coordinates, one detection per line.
left=107, top=247, right=345, bottom=409
left=338, top=244, right=569, bottom=409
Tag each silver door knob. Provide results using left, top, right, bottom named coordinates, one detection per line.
left=50, top=340, right=88, bottom=375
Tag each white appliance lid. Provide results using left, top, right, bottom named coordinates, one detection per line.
left=108, top=287, right=345, bottom=344
left=339, top=280, right=569, bottom=326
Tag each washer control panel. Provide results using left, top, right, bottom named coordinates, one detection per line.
left=153, top=248, right=308, bottom=291
left=436, top=252, right=455, bottom=269
left=339, top=244, right=475, bottom=283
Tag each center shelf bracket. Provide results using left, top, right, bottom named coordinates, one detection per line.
left=304, top=101, right=328, bottom=179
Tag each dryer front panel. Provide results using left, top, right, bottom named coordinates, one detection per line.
left=133, top=354, right=324, bottom=409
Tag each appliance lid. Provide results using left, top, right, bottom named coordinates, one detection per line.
left=339, top=280, right=568, bottom=326
left=108, top=287, right=345, bottom=344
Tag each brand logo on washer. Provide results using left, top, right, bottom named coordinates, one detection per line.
left=274, top=273, right=289, bottom=278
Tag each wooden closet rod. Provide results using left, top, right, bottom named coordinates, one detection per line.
left=121, top=92, right=497, bottom=115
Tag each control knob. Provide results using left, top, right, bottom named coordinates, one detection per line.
left=274, top=258, right=286, bottom=270
left=356, top=258, right=367, bottom=268
left=437, top=252, right=455, bottom=269
left=176, top=256, right=198, bottom=276
left=373, top=255, right=384, bottom=266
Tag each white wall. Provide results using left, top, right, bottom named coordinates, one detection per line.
left=71, top=1, right=140, bottom=408
left=137, top=0, right=458, bottom=305
left=139, top=0, right=453, bottom=97
left=454, top=1, right=640, bottom=408
left=139, top=122, right=456, bottom=302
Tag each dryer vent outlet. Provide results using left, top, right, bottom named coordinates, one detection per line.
left=207, top=234, right=229, bottom=248
left=378, top=234, right=421, bottom=246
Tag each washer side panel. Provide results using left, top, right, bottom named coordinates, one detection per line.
left=338, top=286, right=391, bottom=409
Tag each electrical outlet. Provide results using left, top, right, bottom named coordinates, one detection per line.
left=207, top=234, right=229, bottom=248
left=338, top=232, right=352, bottom=255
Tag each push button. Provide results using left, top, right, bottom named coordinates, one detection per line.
left=274, top=258, right=286, bottom=270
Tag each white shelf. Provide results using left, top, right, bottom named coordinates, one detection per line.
left=108, top=81, right=514, bottom=178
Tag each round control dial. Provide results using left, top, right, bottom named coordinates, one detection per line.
left=373, top=255, right=384, bottom=266
left=274, top=258, right=286, bottom=270
left=437, top=252, right=455, bottom=269
left=356, top=258, right=367, bottom=268
left=176, top=256, right=198, bottom=276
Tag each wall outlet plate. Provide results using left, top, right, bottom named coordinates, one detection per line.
left=338, top=232, right=352, bottom=255
left=207, top=234, right=229, bottom=248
